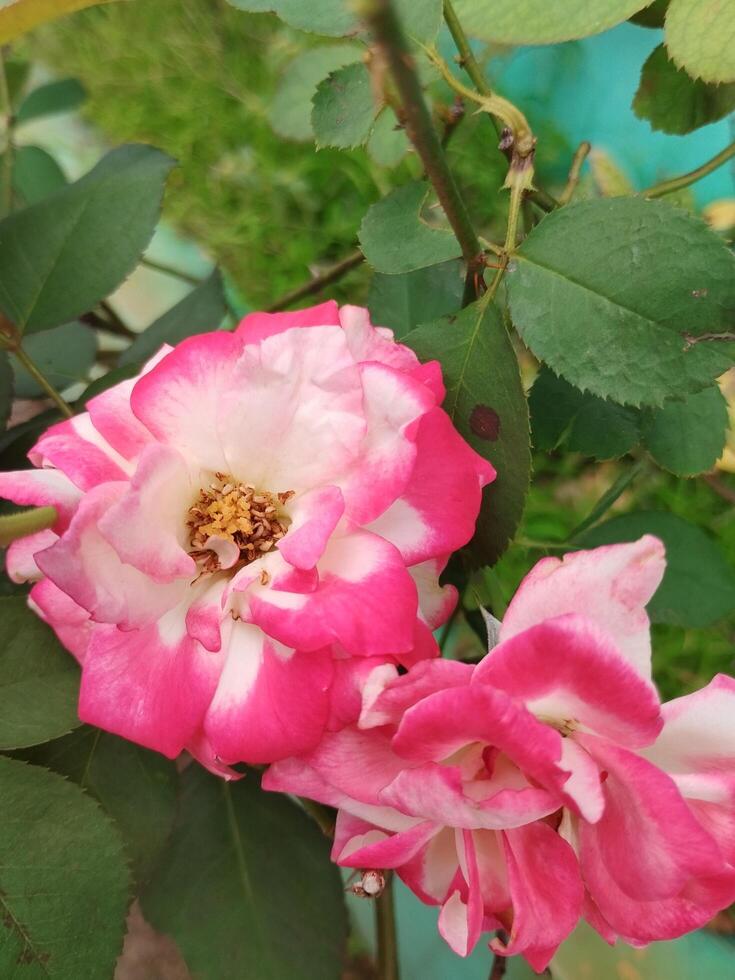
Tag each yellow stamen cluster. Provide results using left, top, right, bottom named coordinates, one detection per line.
left=187, top=473, right=293, bottom=573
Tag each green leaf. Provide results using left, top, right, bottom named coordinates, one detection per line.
left=119, top=270, right=227, bottom=367
left=0, top=143, right=175, bottom=335
left=405, top=301, right=530, bottom=565
left=530, top=367, right=640, bottom=459
left=0, top=350, right=12, bottom=432
left=21, top=727, right=177, bottom=885
left=0, top=596, right=81, bottom=750
left=630, top=0, right=669, bottom=27
left=12, top=144, right=67, bottom=205
left=665, top=0, right=735, bottom=83
left=0, top=0, right=125, bottom=42
left=78, top=363, right=139, bottom=403
left=367, top=107, right=409, bottom=167
left=359, top=181, right=461, bottom=275
left=16, top=78, right=86, bottom=125
left=312, top=61, right=379, bottom=149
left=141, top=766, right=348, bottom=980
left=507, top=197, right=735, bottom=407
left=268, top=45, right=360, bottom=142
left=634, top=45, right=735, bottom=134
left=11, top=321, right=96, bottom=397
left=227, top=0, right=442, bottom=42
left=367, top=259, right=464, bottom=339
left=641, top=385, right=728, bottom=475
left=581, top=512, right=735, bottom=628
left=225, top=0, right=358, bottom=37
left=0, top=756, right=130, bottom=978
left=451, top=0, right=649, bottom=44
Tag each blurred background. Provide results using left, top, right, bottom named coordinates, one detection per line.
left=5, top=0, right=735, bottom=975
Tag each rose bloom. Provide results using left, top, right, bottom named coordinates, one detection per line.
left=0, top=302, right=493, bottom=773
left=265, top=538, right=735, bottom=970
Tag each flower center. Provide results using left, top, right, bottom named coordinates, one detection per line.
left=186, top=473, right=293, bottom=573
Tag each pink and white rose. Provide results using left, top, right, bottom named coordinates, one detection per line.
left=0, top=301, right=493, bottom=772
left=266, top=538, right=735, bottom=968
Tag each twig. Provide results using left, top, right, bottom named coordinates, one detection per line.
left=265, top=249, right=364, bottom=313
left=11, top=343, right=74, bottom=418
left=374, top=872, right=400, bottom=980
left=360, top=0, right=482, bottom=306
left=703, top=473, right=735, bottom=506
left=683, top=330, right=735, bottom=349
left=639, top=139, right=735, bottom=200
left=489, top=952, right=507, bottom=980
left=99, top=300, right=136, bottom=340
left=559, top=140, right=591, bottom=205
left=443, top=0, right=500, bottom=137
left=140, top=254, right=204, bottom=286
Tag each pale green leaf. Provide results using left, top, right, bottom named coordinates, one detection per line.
left=367, top=107, right=409, bottom=167
left=141, top=766, right=348, bottom=980
left=225, top=0, right=358, bottom=37
left=21, top=726, right=177, bottom=885
left=405, top=301, right=530, bottom=565
left=452, top=0, right=649, bottom=44
left=665, top=0, right=735, bottom=83
left=268, top=45, right=360, bottom=141
left=359, top=181, right=461, bottom=274
left=367, top=259, right=464, bottom=338
left=0, top=143, right=175, bottom=334
left=581, top=512, right=735, bottom=627
left=119, top=270, right=227, bottom=367
left=507, top=197, right=735, bottom=407
left=0, top=756, right=130, bottom=978
left=634, top=44, right=735, bottom=134
left=0, top=596, right=81, bottom=750
left=312, top=61, right=379, bottom=149
left=641, top=385, right=728, bottom=475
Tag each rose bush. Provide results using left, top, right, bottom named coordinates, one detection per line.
left=0, top=300, right=493, bottom=772
left=266, top=538, right=735, bottom=970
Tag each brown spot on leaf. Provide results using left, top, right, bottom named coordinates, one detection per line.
left=470, top=404, right=500, bottom=441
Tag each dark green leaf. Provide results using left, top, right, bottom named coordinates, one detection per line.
left=581, top=511, right=735, bottom=628
left=367, top=259, right=464, bottom=339
left=12, top=144, right=68, bottom=205
left=367, top=107, right=409, bottom=167
left=119, top=269, right=227, bottom=367
left=530, top=367, right=640, bottom=459
left=507, top=197, right=735, bottom=407
left=452, top=0, right=648, bottom=43
left=405, top=301, right=530, bottom=565
left=312, top=61, right=378, bottom=149
left=630, top=0, right=669, bottom=27
left=268, top=45, right=360, bottom=142
left=641, top=385, right=728, bottom=475
left=0, top=756, right=130, bottom=979
left=21, top=727, right=177, bottom=885
left=16, top=78, right=86, bottom=125
left=0, top=350, right=12, bottom=432
left=11, top=321, right=96, bottom=398
left=634, top=45, right=735, bottom=134
left=4, top=57, right=30, bottom=107
left=359, top=181, right=461, bottom=274
left=0, top=596, right=81, bottom=750
left=142, top=766, right=348, bottom=980
left=0, top=143, right=175, bottom=334
left=0, top=409, right=58, bottom=471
